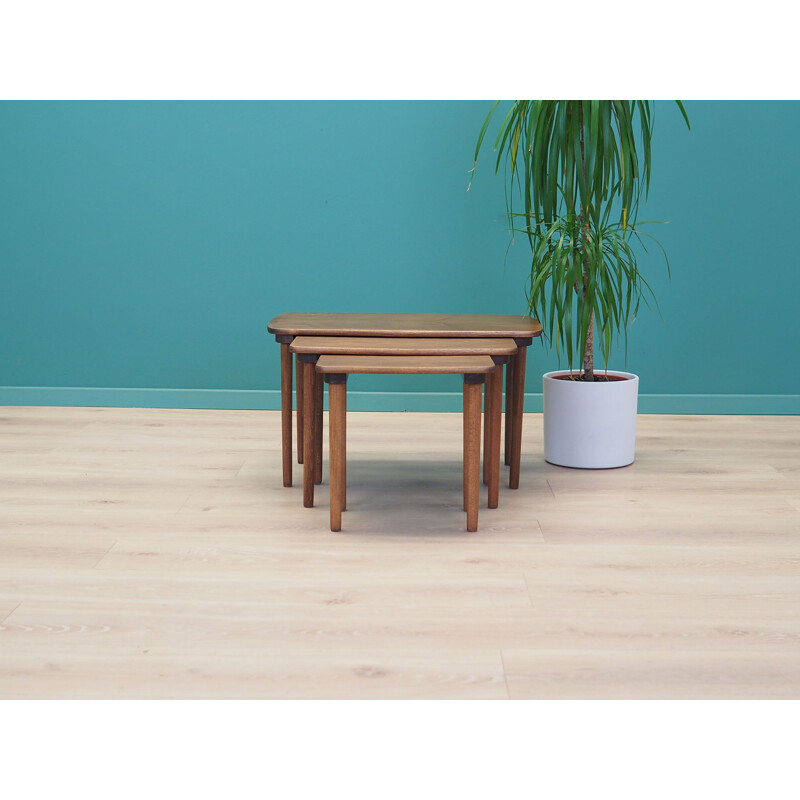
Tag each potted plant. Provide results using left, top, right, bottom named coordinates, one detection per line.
left=471, top=100, right=690, bottom=468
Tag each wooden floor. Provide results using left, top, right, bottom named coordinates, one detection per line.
left=1, top=406, right=799, bottom=699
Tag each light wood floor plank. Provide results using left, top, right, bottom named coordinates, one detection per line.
left=502, top=648, right=800, bottom=699
left=5, top=596, right=800, bottom=653
left=0, top=533, right=116, bottom=569
left=92, top=537, right=549, bottom=574
left=0, top=648, right=508, bottom=700
left=0, top=569, right=532, bottom=610
left=1, top=598, right=508, bottom=699
left=1, top=407, right=800, bottom=698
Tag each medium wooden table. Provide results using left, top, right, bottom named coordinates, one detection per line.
left=267, top=313, right=542, bottom=490
left=293, top=337, right=518, bottom=512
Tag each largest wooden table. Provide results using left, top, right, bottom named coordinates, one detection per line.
left=267, top=312, right=542, bottom=491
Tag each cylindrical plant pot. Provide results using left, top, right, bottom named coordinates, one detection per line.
left=542, top=370, right=639, bottom=468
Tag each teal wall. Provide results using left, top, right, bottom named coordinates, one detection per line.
left=1, top=101, right=798, bottom=413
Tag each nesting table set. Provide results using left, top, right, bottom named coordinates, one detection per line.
left=267, top=313, right=542, bottom=531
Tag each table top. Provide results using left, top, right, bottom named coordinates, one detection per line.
left=290, top=336, right=518, bottom=356
left=268, top=312, right=542, bottom=339
left=316, top=354, right=497, bottom=375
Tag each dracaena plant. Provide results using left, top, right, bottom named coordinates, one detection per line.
left=471, top=100, right=690, bottom=380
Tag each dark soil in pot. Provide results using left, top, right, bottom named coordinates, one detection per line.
left=553, top=373, right=630, bottom=383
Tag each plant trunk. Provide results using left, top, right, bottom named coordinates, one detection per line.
left=583, top=314, right=594, bottom=380
left=578, top=101, right=594, bottom=381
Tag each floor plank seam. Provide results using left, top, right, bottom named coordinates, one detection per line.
left=498, top=648, right=511, bottom=700
left=174, top=491, right=196, bottom=514
left=521, top=572, right=536, bottom=608
left=91, top=541, right=119, bottom=569
left=0, top=601, right=22, bottom=625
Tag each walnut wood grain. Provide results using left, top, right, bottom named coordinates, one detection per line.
left=314, top=369, right=323, bottom=485
left=280, top=344, right=292, bottom=487
left=269, top=312, right=542, bottom=339
left=296, top=353, right=304, bottom=464
left=505, top=355, right=514, bottom=466
left=509, top=347, right=527, bottom=490
left=328, top=381, right=347, bottom=532
left=487, top=365, right=503, bottom=509
left=291, top=336, right=518, bottom=356
left=483, top=371, right=493, bottom=485
left=463, top=380, right=482, bottom=532
left=315, top=355, right=497, bottom=375
left=302, top=361, right=316, bottom=508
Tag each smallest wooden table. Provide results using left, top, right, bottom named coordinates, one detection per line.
left=316, top=354, right=498, bottom=532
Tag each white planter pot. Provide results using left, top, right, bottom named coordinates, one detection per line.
left=542, top=370, right=639, bottom=468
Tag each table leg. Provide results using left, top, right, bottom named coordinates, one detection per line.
left=488, top=364, right=502, bottom=509
left=509, top=345, right=527, bottom=489
left=303, top=360, right=316, bottom=507
left=281, top=343, right=292, bottom=487
left=483, top=372, right=493, bottom=485
left=463, top=376, right=482, bottom=532
left=504, top=354, right=514, bottom=466
left=314, top=369, right=323, bottom=485
left=296, top=353, right=304, bottom=464
left=328, top=377, right=347, bottom=532
left=463, top=389, right=468, bottom=512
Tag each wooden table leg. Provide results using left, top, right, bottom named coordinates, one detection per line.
left=280, top=343, right=292, bottom=487
left=483, top=372, right=493, bottom=485
left=302, top=359, right=316, bottom=507
left=463, top=389, right=468, bottom=512
left=343, top=398, right=347, bottom=512
left=504, top=354, right=514, bottom=466
left=314, top=369, right=323, bottom=485
left=296, top=353, right=304, bottom=464
left=509, top=345, right=527, bottom=489
left=328, top=375, right=347, bottom=532
left=488, top=364, right=502, bottom=509
left=463, top=376, right=482, bottom=532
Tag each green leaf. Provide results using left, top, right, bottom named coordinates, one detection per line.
left=675, top=100, right=691, bottom=130
left=472, top=99, right=689, bottom=370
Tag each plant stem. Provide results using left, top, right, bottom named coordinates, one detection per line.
left=578, top=101, right=594, bottom=381
left=583, top=314, right=594, bottom=378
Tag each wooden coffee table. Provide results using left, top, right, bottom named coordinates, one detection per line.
left=293, top=337, right=518, bottom=512
left=267, top=313, right=542, bottom=490
left=316, top=354, right=499, bottom=532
